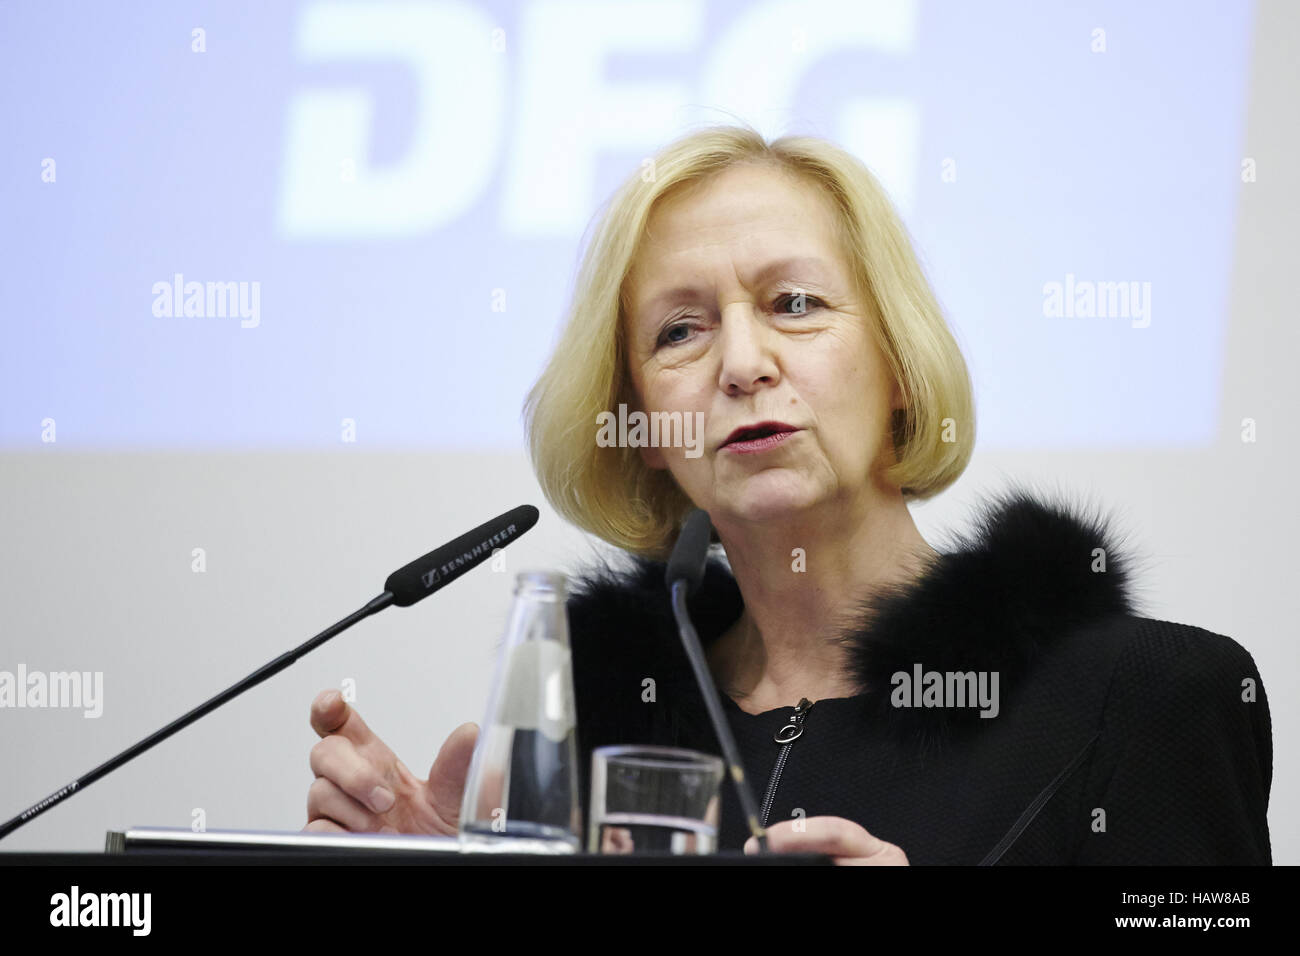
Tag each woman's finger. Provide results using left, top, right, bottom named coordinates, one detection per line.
left=748, top=816, right=894, bottom=859
left=306, top=774, right=383, bottom=832
left=308, top=734, right=396, bottom=814
left=302, top=817, right=349, bottom=834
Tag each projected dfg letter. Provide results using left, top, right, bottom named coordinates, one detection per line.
left=277, top=0, right=505, bottom=239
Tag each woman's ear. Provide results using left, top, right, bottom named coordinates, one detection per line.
left=888, top=380, right=909, bottom=457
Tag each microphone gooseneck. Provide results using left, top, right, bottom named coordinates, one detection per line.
left=0, top=505, right=539, bottom=842
left=665, top=509, right=770, bottom=854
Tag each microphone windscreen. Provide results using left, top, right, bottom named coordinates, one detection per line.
left=665, top=508, right=712, bottom=596
left=384, top=504, right=539, bottom=607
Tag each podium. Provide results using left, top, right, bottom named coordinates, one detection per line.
left=0, top=827, right=831, bottom=865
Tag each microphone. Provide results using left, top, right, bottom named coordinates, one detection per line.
left=664, top=506, right=712, bottom=596
left=0, top=504, right=540, bottom=841
left=385, top=504, right=538, bottom=605
left=664, top=509, right=769, bottom=854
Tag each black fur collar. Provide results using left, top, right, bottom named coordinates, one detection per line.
left=565, top=485, right=1142, bottom=741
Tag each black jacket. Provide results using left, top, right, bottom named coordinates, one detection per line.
left=564, top=487, right=1273, bottom=864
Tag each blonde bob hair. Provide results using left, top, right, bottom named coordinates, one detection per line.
left=524, top=124, right=974, bottom=559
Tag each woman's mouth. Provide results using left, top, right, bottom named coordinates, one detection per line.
left=721, top=423, right=802, bottom=454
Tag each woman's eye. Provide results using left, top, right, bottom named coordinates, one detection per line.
left=655, top=296, right=822, bottom=348
left=657, top=320, right=695, bottom=348
left=775, top=293, right=823, bottom=314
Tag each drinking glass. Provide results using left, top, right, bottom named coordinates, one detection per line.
left=588, top=746, right=724, bottom=855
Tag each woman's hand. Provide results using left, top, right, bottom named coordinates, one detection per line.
left=744, top=816, right=909, bottom=865
left=304, top=688, right=479, bottom=836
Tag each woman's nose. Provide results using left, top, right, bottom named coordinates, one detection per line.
left=716, top=306, right=779, bottom=394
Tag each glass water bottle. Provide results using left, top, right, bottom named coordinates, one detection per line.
left=458, top=570, right=581, bottom=853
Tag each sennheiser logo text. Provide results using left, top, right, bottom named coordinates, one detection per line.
left=421, top=524, right=517, bottom=588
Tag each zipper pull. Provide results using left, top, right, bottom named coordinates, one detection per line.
left=773, top=697, right=815, bottom=744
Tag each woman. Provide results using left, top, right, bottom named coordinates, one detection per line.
left=305, top=126, right=1272, bottom=864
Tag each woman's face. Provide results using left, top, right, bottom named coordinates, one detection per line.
left=623, top=162, right=905, bottom=527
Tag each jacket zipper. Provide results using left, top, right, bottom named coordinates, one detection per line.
left=758, top=697, right=814, bottom=828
